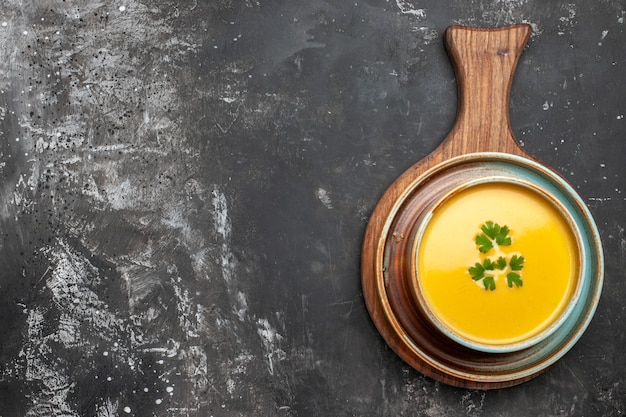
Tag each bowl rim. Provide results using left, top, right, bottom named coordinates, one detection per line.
left=409, top=176, right=586, bottom=353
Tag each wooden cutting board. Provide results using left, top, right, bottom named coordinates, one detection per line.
left=360, top=25, right=603, bottom=389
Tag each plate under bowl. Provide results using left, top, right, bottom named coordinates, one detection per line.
left=364, top=152, right=603, bottom=388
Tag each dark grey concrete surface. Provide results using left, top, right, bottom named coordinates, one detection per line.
left=0, top=1, right=624, bottom=416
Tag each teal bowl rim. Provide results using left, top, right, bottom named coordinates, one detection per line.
left=411, top=175, right=586, bottom=353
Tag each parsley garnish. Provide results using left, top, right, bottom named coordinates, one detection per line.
left=474, top=221, right=512, bottom=253
left=474, top=233, right=494, bottom=253
left=469, top=259, right=492, bottom=281
left=494, top=256, right=507, bottom=270
left=467, top=221, right=525, bottom=291
left=509, top=254, right=525, bottom=271
left=483, top=276, right=496, bottom=291
left=506, top=272, right=523, bottom=288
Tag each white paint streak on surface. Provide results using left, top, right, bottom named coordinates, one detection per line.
left=395, top=0, right=426, bottom=18
left=557, top=3, right=577, bottom=36
left=213, top=187, right=236, bottom=282
left=45, top=241, right=126, bottom=338
left=412, top=26, right=439, bottom=44
left=95, top=398, right=119, bottom=417
left=181, top=346, right=209, bottom=393
left=226, top=378, right=236, bottom=395
left=235, top=291, right=248, bottom=321
left=213, top=187, right=231, bottom=241
left=171, top=274, right=200, bottom=339
left=57, top=314, right=81, bottom=346
left=256, top=318, right=286, bottom=375
left=106, top=178, right=133, bottom=210
left=588, top=197, right=626, bottom=201
left=24, top=308, right=79, bottom=416
left=598, top=29, right=609, bottom=45
left=316, top=187, right=333, bottom=209
left=19, top=240, right=140, bottom=415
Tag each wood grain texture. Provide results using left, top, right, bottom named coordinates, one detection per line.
left=361, top=24, right=535, bottom=389
left=442, top=25, right=532, bottom=158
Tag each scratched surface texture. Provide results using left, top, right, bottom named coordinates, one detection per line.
left=0, top=0, right=624, bottom=416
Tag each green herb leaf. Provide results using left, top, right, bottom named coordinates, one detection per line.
left=474, top=233, right=493, bottom=253
left=480, top=221, right=498, bottom=239
left=475, top=221, right=512, bottom=253
left=482, top=258, right=495, bottom=271
left=494, top=256, right=507, bottom=270
left=495, top=225, right=512, bottom=246
left=507, top=272, right=523, bottom=288
left=510, top=254, right=525, bottom=271
left=483, top=276, right=496, bottom=291
left=468, top=262, right=485, bottom=281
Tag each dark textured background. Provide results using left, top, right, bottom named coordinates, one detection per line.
left=0, top=1, right=624, bottom=416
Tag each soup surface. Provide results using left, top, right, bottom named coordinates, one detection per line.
left=416, top=182, right=579, bottom=347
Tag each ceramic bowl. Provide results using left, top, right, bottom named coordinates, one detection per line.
left=408, top=175, right=585, bottom=353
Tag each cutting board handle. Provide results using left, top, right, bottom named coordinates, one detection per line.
left=441, top=24, right=532, bottom=157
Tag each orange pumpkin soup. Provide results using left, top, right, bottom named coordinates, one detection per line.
left=416, top=182, right=579, bottom=347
